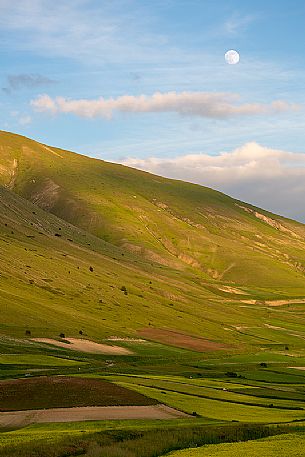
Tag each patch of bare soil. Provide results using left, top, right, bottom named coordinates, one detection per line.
left=217, top=286, right=246, bottom=295
left=0, top=405, right=188, bottom=428
left=266, top=299, right=305, bottom=307
left=32, top=338, right=132, bottom=355
left=288, top=367, right=305, bottom=371
left=138, top=328, right=229, bottom=352
left=264, top=324, right=284, bottom=330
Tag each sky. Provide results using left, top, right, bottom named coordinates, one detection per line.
left=1, top=0, right=305, bottom=221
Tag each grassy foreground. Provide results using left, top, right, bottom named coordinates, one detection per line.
left=169, top=432, right=305, bottom=456
left=0, top=421, right=291, bottom=457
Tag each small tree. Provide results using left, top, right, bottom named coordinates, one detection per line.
left=59, top=333, right=65, bottom=338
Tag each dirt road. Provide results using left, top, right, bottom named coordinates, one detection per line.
left=0, top=405, right=189, bottom=428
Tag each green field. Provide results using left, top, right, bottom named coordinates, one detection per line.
left=104, top=371, right=305, bottom=423
left=169, top=432, right=305, bottom=456
left=0, top=420, right=295, bottom=457
left=1, top=344, right=305, bottom=455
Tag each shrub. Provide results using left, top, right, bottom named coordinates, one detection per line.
left=120, top=286, right=128, bottom=295
left=226, top=371, right=238, bottom=378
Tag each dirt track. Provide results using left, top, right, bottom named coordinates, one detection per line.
left=32, top=337, right=132, bottom=355
left=0, top=405, right=189, bottom=428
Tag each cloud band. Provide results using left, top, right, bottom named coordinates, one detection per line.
left=121, top=143, right=305, bottom=222
left=31, top=92, right=300, bottom=119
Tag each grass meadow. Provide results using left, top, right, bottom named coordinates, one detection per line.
left=169, top=432, right=305, bottom=457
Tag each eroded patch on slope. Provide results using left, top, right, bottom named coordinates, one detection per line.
left=30, top=178, right=60, bottom=210
left=236, top=204, right=301, bottom=239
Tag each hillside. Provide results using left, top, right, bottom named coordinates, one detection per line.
left=1, top=130, right=305, bottom=348
left=1, top=131, right=305, bottom=287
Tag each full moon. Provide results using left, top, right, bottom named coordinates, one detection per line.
left=225, top=50, right=240, bottom=65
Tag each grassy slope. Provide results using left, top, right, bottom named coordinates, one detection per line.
left=0, top=131, right=305, bottom=348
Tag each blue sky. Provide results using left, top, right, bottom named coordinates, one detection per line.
left=1, top=0, right=305, bottom=220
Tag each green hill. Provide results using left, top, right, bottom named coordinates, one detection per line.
left=0, top=130, right=305, bottom=348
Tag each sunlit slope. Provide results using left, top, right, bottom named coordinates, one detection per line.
left=1, top=130, right=304, bottom=291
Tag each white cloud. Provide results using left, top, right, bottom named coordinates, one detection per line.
left=121, top=143, right=305, bottom=222
left=31, top=92, right=300, bottom=120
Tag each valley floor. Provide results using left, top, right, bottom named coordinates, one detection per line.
left=1, top=337, right=305, bottom=456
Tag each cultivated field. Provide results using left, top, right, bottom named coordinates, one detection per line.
left=0, top=405, right=187, bottom=428
left=0, top=376, right=157, bottom=411
left=1, top=340, right=305, bottom=455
